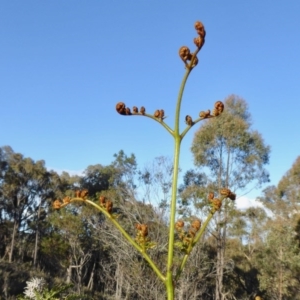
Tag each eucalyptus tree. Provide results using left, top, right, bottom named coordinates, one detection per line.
left=224, top=206, right=268, bottom=299
left=0, top=146, right=62, bottom=299
left=79, top=150, right=137, bottom=200
left=189, top=96, right=270, bottom=300
left=0, top=146, right=53, bottom=264
left=257, top=156, right=300, bottom=299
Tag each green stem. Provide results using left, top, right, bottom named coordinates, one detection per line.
left=166, top=67, right=192, bottom=300
left=67, top=198, right=165, bottom=282
left=131, top=113, right=174, bottom=136
left=165, top=136, right=181, bottom=299
left=174, top=69, right=191, bottom=134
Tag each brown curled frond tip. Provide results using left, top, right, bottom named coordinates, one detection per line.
left=195, top=21, right=206, bottom=38
left=136, top=223, right=148, bottom=237
left=116, top=102, right=134, bottom=116
left=133, top=106, right=138, bottom=113
left=75, top=189, right=89, bottom=199
left=179, top=46, right=191, bottom=62
left=63, top=196, right=71, bottom=204
left=211, top=198, right=222, bottom=211
left=116, top=102, right=126, bottom=115
left=194, top=36, right=205, bottom=49
left=220, top=188, right=231, bottom=197
left=191, top=219, right=201, bottom=231
left=179, top=46, right=198, bottom=69
left=215, top=101, right=224, bottom=114
left=154, top=110, right=160, bottom=118
left=220, top=188, right=236, bottom=201
left=74, top=189, right=88, bottom=200
left=212, top=108, right=220, bottom=117
left=199, top=109, right=211, bottom=118
left=175, top=220, right=185, bottom=231
left=53, top=200, right=61, bottom=209
left=154, top=109, right=165, bottom=120
left=99, top=195, right=106, bottom=205
left=140, top=224, right=148, bottom=237
left=208, top=192, right=214, bottom=201
left=185, top=115, right=193, bottom=126
left=140, top=106, right=146, bottom=115
left=80, top=189, right=88, bottom=199
left=105, top=200, right=113, bottom=213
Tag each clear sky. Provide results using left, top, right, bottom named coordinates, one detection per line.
left=1, top=1, right=300, bottom=201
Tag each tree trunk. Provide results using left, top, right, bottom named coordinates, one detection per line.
left=3, top=271, right=9, bottom=299
left=66, top=256, right=72, bottom=284
left=215, top=235, right=224, bottom=300
left=87, top=261, right=96, bottom=290
left=115, top=260, right=123, bottom=300
left=279, top=246, right=283, bottom=300
left=76, top=257, right=84, bottom=294
left=9, top=195, right=22, bottom=263
left=33, top=199, right=42, bottom=267
left=8, top=220, right=18, bottom=263
left=215, top=213, right=225, bottom=300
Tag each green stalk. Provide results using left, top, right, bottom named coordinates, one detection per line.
left=165, top=67, right=191, bottom=299
left=132, top=113, right=174, bottom=136
left=67, top=198, right=165, bottom=282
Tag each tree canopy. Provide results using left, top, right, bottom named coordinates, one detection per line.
left=0, top=139, right=299, bottom=299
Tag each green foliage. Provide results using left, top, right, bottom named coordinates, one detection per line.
left=254, top=156, right=300, bottom=299
left=191, top=95, right=270, bottom=190
left=1, top=150, right=300, bottom=299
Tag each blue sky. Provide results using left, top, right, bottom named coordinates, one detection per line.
left=1, top=1, right=300, bottom=200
